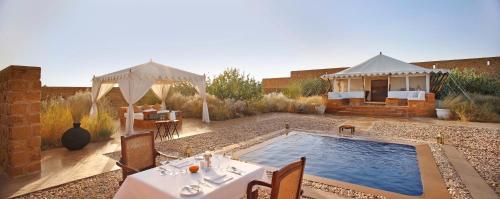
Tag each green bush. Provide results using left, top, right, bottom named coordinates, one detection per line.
left=442, top=93, right=500, bottom=122
left=284, top=78, right=329, bottom=98
left=207, top=68, right=263, bottom=101
left=170, top=82, right=198, bottom=96
left=438, top=68, right=500, bottom=99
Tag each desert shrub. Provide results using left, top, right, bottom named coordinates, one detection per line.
left=261, top=93, right=291, bottom=112
left=67, top=91, right=92, bottom=122
left=284, top=78, right=329, bottom=98
left=40, top=92, right=117, bottom=149
left=437, top=68, right=500, bottom=99
left=207, top=68, right=263, bottom=101
left=40, top=97, right=73, bottom=149
left=170, top=82, right=198, bottom=96
left=442, top=93, right=500, bottom=122
left=300, top=78, right=330, bottom=97
left=283, top=81, right=302, bottom=99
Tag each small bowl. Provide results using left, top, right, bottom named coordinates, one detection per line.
left=189, top=165, right=199, bottom=173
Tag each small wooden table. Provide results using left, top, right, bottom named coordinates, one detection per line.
left=339, top=125, right=355, bottom=135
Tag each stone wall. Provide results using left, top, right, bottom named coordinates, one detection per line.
left=0, top=66, right=41, bottom=177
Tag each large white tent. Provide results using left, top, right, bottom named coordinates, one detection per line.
left=90, top=61, right=209, bottom=134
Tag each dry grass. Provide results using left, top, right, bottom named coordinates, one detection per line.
left=40, top=92, right=117, bottom=149
left=40, top=97, right=73, bottom=149
left=442, top=93, right=500, bottom=122
left=67, top=91, right=92, bottom=122
left=163, top=92, right=325, bottom=120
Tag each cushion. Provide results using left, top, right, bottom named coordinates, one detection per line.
left=134, top=106, right=142, bottom=113
left=142, top=105, right=152, bottom=110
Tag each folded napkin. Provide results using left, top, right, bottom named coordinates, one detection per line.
left=204, top=175, right=233, bottom=184
left=170, top=159, right=192, bottom=168
left=203, top=172, right=226, bottom=181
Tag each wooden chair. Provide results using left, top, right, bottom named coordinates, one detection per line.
left=116, top=131, right=177, bottom=184
left=247, top=157, right=306, bottom=199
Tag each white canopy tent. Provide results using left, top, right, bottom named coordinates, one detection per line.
left=90, top=61, right=210, bottom=134
left=321, top=53, right=449, bottom=101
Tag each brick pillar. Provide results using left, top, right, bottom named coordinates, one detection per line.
left=0, top=66, right=41, bottom=177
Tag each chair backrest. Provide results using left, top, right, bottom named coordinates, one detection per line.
left=270, top=157, right=306, bottom=199
left=120, top=132, right=156, bottom=170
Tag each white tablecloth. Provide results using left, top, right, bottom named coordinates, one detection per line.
left=114, top=158, right=268, bottom=199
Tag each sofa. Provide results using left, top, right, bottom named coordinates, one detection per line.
left=118, top=105, right=183, bottom=129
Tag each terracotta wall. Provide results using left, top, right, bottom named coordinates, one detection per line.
left=0, top=66, right=41, bottom=177
left=262, top=56, right=499, bottom=92
left=262, top=67, right=347, bottom=93
left=290, top=67, right=347, bottom=79
left=261, top=77, right=290, bottom=93
left=411, top=56, right=499, bottom=75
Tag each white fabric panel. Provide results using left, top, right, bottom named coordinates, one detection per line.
left=151, top=84, right=171, bottom=110
left=123, top=113, right=144, bottom=120
left=194, top=76, right=210, bottom=123
left=388, top=91, right=425, bottom=100
left=90, top=79, right=101, bottom=115
left=119, top=72, right=155, bottom=133
left=328, top=91, right=364, bottom=99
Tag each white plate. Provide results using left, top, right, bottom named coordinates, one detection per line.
left=180, top=185, right=202, bottom=196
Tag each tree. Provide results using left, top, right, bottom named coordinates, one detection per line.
left=207, top=68, right=263, bottom=101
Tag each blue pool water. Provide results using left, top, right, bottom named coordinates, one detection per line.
left=239, top=133, right=423, bottom=196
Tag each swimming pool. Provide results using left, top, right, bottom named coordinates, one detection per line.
left=239, top=132, right=423, bottom=196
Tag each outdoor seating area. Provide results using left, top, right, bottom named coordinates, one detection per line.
left=1, top=2, right=499, bottom=199
left=113, top=131, right=306, bottom=199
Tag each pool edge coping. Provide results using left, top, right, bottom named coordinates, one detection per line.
left=233, top=131, right=451, bottom=199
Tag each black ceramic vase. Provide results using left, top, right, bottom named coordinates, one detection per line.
left=61, top=123, right=91, bottom=150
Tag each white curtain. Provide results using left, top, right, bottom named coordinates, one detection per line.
left=119, top=71, right=155, bottom=134
left=90, top=81, right=114, bottom=116
left=151, top=84, right=171, bottom=110
left=193, top=76, right=210, bottom=123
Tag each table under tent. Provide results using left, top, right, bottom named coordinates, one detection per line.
left=90, top=61, right=210, bottom=134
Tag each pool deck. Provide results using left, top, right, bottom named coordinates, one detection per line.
left=443, top=145, right=499, bottom=199
left=234, top=131, right=451, bottom=199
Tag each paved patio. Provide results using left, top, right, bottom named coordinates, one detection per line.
left=0, top=119, right=211, bottom=199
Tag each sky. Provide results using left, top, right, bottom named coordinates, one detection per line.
left=0, top=0, right=499, bottom=87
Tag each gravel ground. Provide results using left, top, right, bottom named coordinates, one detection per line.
left=13, top=113, right=499, bottom=199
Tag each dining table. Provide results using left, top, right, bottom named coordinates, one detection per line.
left=113, top=155, right=268, bottom=199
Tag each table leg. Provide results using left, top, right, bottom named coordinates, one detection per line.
left=172, top=122, right=179, bottom=138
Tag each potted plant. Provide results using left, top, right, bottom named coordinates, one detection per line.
left=61, top=92, right=92, bottom=150
left=435, top=100, right=452, bottom=120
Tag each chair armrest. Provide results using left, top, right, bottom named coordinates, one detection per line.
left=156, top=150, right=179, bottom=159
left=246, top=180, right=271, bottom=199
left=116, top=161, right=140, bottom=173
